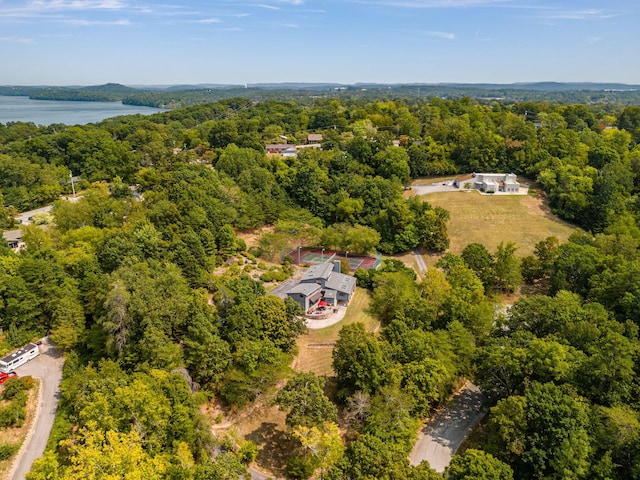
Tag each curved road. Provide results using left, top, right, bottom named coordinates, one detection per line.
left=9, top=338, right=64, bottom=480
left=410, top=381, right=488, bottom=473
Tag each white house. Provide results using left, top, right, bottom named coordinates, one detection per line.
left=454, top=173, right=520, bottom=193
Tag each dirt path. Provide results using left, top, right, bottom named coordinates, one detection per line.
left=410, top=381, right=488, bottom=473
left=8, top=338, right=64, bottom=480
left=413, top=249, right=428, bottom=274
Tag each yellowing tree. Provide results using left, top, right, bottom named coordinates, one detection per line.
left=61, top=426, right=169, bottom=480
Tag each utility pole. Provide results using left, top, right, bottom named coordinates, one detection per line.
left=69, top=170, right=76, bottom=198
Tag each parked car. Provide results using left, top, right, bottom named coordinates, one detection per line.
left=0, top=372, right=17, bottom=384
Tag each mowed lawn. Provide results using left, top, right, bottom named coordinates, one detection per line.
left=420, top=189, right=578, bottom=258
left=292, top=287, right=379, bottom=377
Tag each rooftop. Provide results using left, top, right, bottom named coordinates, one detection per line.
left=301, top=263, right=334, bottom=282
left=287, top=283, right=322, bottom=296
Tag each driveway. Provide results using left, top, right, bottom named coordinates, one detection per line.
left=410, top=184, right=458, bottom=196
left=410, top=381, right=488, bottom=473
left=8, top=338, right=64, bottom=480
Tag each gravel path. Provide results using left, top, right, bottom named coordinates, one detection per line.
left=9, top=338, right=64, bottom=480
left=410, top=381, right=488, bottom=473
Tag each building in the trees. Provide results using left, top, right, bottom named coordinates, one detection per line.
left=265, top=144, right=298, bottom=157
left=2, top=230, right=25, bottom=252
left=307, top=133, right=323, bottom=144
left=454, top=173, right=521, bottom=193
left=266, top=142, right=322, bottom=158
left=286, top=262, right=356, bottom=313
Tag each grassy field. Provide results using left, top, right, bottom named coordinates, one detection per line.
left=414, top=188, right=578, bottom=261
left=292, top=287, right=379, bottom=377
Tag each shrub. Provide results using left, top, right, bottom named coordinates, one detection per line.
left=3, top=376, right=34, bottom=401
left=0, top=442, right=19, bottom=461
left=285, top=455, right=318, bottom=479
left=238, top=441, right=259, bottom=464
left=0, top=404, right=26, bottom=428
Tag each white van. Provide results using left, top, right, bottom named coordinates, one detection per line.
left=0, top=343, right=39, bottom=373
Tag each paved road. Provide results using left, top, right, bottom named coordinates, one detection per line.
left=410, top=381, right=488, bottom=473
left=9, top=339, right=64, bottom=480
left=14, top=206, right=54, bottom=226
left=249, top=465, right=277, bottom=480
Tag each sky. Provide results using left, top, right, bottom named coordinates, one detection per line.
left=0, top=0, right=638, bottom=86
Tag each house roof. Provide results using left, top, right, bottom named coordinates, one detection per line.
left=287, top=283, right=322, bottom=296
left=307, top=134, right=323, bottom=142
left=301, top=263, right=334, bottom=282
left=325, top=272, right=356, bottom=295
left=2, top=230, right=22, bottom=243
left=265, top=144, right=291, bottom=151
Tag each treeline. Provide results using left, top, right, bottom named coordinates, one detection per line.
left=283, top=230, right=640, bottom=479
left=6, top=83, right=640, bottom=109
left=5, top=95, right=640, bottom=236
left=1, top=95, right=640, bottom=477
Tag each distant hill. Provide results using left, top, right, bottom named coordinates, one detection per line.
left=440, top=82, right=640, bottom=91
left=2, top=82, right=640, bottom=107
left=28, top=83, right=145, bottom=102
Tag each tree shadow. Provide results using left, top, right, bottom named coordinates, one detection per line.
left=247, top=422, right=296, bottom=476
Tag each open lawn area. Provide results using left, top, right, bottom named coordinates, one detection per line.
left=416, top=189, right=578, bottom=260
left=292, top=288, right=378, bottom=377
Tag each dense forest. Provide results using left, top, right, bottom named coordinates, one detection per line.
left=4, top=82, right=640, bottom=109
left=1, top=94, right=640, bottom=478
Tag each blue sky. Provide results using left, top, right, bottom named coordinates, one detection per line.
left=0, top=0, right=638, bottom=86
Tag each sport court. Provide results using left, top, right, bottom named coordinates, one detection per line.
left=290, top=248, right=379, bottom=272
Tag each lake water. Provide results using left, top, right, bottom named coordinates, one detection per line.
left=0, top=96, right=165, bottom=126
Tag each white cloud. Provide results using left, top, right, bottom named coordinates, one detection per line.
left=64, top=17, right=131, bottom=25
left=424, top=30, right=455, bottom=39
left=537, top=9, right=617, bottom=20
left=353, top=0, right=508, bottom=8
left=255, top=4, right=280, bottom=10
left=26, top=0, right=128, bottom=11
left=588, top=36, right=603, bottom=44
left=196, top=17, right=221, bottom=23
left=0, top=35, right=34, bottom=43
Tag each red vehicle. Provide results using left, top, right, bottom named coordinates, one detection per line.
left=0, top=372, right=17, bottom=385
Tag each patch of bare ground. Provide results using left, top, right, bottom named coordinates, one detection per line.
left=237, top=226, right=273, bottom=250
left=0, top=379, right=39, bottom=480
left=206, top=392, right=290, bottom=478
left=292, top=288, right=378, bottom=377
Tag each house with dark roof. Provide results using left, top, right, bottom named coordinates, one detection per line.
left=287, top=262, right=356, bottom=313
left=287, top=283, right=323, bottom=312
